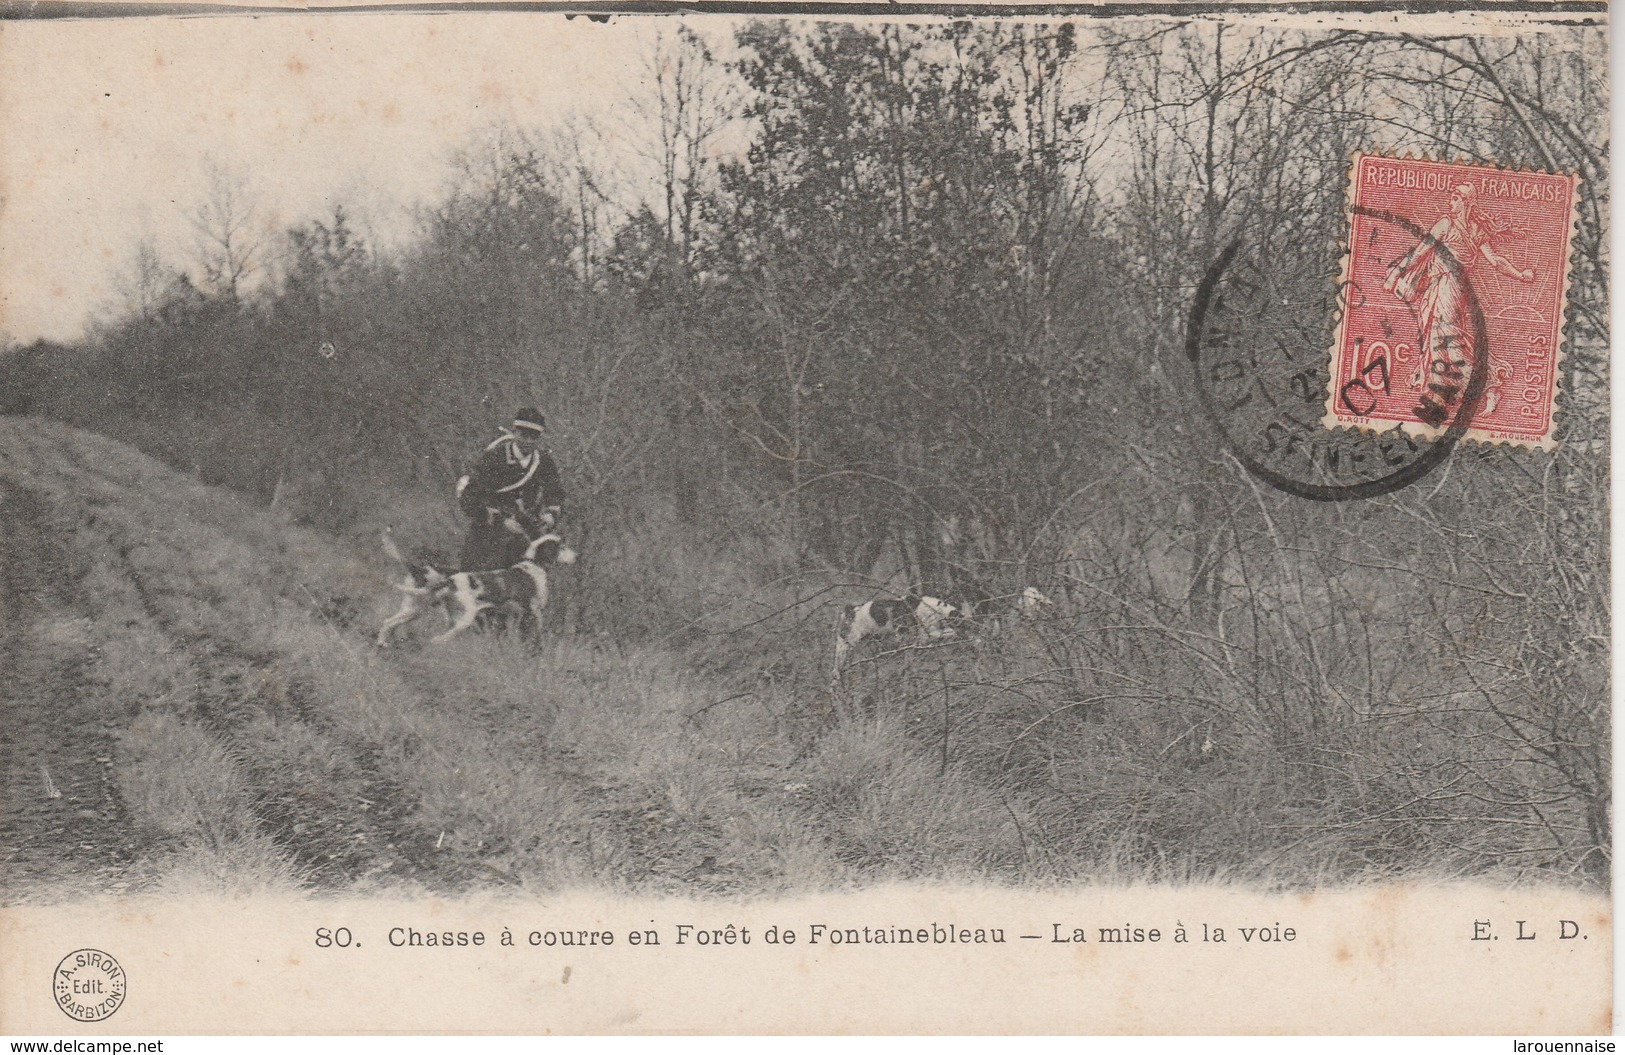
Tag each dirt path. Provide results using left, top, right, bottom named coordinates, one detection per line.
left=1, top=420, right=832, bottom=898
left=0, top=482, right=163, bottom=903
left=0, top=459, right=482, bottom=899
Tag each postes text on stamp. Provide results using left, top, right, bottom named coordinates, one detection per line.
left=1325, top=153, right=1579, bottom=450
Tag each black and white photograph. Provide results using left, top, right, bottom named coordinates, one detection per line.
left=0, top=2, right=1610, bottom=1035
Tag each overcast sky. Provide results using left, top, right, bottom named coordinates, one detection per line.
left=0, top=13, right=683, bottom=345
left=4, top=8, right=1588, bottom=348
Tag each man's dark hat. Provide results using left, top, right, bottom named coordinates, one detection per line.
left=513, top=408, right=547, bottom=435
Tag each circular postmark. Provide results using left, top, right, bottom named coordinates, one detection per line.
left=1185, top=205, right=1489, bottom=501
left=53, top=949, right=126, bottom=1023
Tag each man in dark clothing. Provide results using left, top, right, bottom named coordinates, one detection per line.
left=456, top=407, right=565, bottom=570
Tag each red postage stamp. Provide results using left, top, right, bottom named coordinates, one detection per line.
left=1324, top=153, right=1580, bottom=449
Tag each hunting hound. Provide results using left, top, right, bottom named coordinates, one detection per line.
left=377, top=530, right=576, bottom=645
left=831, top=594, right=958, bottom=684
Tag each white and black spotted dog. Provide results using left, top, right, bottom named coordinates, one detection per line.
left=377, top=530, right=576, bottom=646
left=831, top=594, right=958, bottom=684
left=951, top=585, right=1058, bottom=629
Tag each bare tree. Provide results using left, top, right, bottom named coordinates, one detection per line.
left=625, top=26, right=737, bottom=285
left=188, top=159, right=264, bottom=303
left=110, top=237, right=177, bottom=323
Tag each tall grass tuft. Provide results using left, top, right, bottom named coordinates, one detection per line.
left=116, top=712, right=261, bottom=848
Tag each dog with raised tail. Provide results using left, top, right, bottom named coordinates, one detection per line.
left=377, top=529, right=576, bottom=645
left=831, top=594, right=958, bottom=685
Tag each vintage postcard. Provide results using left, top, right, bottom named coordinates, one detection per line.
left=0, top=2, right=1610, bottom=1036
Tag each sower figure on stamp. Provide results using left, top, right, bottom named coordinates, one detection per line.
left=456, top=406, right=565, bottom=572
left=1384, top=183, right=1536, bottom=405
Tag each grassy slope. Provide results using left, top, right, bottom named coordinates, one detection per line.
left=9, top=416, right=1590, bottom=901
left=1, top=417, right=1036, bottom=900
